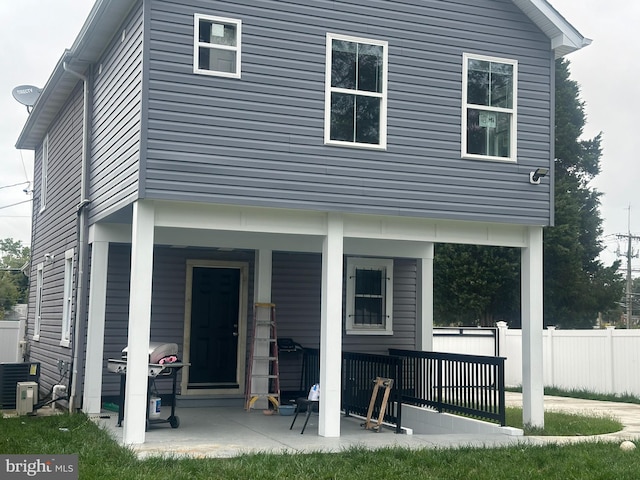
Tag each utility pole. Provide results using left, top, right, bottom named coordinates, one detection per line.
left=616, top=206, right=640, bottom=328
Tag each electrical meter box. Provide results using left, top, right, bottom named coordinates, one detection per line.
left=16, top=381, right=38, bottom=415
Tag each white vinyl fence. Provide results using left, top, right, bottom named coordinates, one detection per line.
left=0, top=320, right=24, bottom=363
left=434, top=323, right=640, bottom=397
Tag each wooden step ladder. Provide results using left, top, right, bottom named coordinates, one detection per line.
left=245, top=303, right=281, bottom=411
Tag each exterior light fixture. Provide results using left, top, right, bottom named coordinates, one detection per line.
left=529, top=167, right=549, bottom=185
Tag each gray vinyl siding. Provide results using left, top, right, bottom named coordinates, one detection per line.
left=100, top=248, right=417, bottom=396
left=26, top=85, right=84, bottom=395
left=88, top=3, right=143, bottom=224
left=101, top=245, right=255, bottom=397
left=272, top=252, right=417, bottom=391
left=143, top=0, right=553, bottom=226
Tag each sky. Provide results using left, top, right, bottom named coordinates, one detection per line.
left=0, top=1, right=638, bottom=273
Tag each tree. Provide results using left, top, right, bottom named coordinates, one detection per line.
left=434, top=244, right=520, bottom=326
left=544, top=60, right=624, bottom=327
left=0, top=238, right=30, bottom=319
left=434, top=59, right=624, bottom=328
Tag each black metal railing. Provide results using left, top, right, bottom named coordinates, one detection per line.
left=298, top=347, right=505, bottom=429
left=299, top=347, right=320, bottom=392
left=342, top=351, right=403, bottom=433
left=389, top=349, right=506, bottom=426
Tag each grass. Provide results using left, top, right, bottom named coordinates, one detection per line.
left=0, top=409, right=635, bottom=480
left=505, top=406, right=622, bottom=436
left=507, top=386, right=640, bottom=405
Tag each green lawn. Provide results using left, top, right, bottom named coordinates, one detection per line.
left=0, top=409, right=636, bottom=480
left=505, top=406, right=623, bottom=436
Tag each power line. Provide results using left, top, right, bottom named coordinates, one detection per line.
left=0, top=199, right=32, bottom=211
left=18, top=150, right=30, bottom=184
left=616, top=205, right=640, bottom=327
left=0, top=181, right=30, bottom=191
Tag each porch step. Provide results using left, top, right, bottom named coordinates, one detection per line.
left=245, top=303, right=281, bottom=411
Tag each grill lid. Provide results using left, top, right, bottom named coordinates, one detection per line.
left=122, top=342, right=179, bottom=364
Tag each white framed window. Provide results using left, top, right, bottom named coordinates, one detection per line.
left=462, top=53, right=517, bottom=162
left=346, top=257, right=393, bottom=335
left=60, top=249, right=74, bottom=347
left=325, top=33, right=388, bottom=149
left=193, top=14, right=241, bottom=78
left=34, top=263, right=44, bottom=341
left=40, top=134, right=48, bottom=212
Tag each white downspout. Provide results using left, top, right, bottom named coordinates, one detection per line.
left=63, top=60, right=91, bottom=412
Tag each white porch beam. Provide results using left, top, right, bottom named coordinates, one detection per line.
left=82, top=240, right=109, bottom=414
left=521, top=226, right=544, bottom=428
left=123, top=200, right=155, bottom=445
left=319, top=213, right=343, bottom=437
left=151, top=201, right=531, bottom=249
left=416, top=244, right=434, bottom=351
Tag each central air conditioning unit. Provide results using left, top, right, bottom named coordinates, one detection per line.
left=16, top=382, right=38, bottom=415
left=0, top=362, right=40, bottom=410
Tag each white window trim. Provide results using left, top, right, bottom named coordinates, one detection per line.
left=34, top=263, right=44, bottom=341
left=346, top=257, right=393, bottom=335
left=60, top=249, right=74, bottom=347
left=40, top=134, right=48, bottom=212
left=324, top=33, right=388, bottom=150
left=193, top=14, right=242, bottom=79
left=461, top=53, right=518, bottom=163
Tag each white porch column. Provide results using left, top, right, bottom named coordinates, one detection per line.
left=319, top=213, right=343, bottom=437
left=252, top=249, right=273, bottom=409
left=521, top=225, right=544, bottom=428
left=82, top=240, right=109, bottom=414
left=416, top=243, right=434, bottom=351
left=123, top=200, right=155, bottom=444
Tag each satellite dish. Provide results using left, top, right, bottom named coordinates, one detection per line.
left=12, top=85, right=42, bottom=112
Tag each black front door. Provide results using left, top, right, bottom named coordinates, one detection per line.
left=188, top=267, right=240, bottom=389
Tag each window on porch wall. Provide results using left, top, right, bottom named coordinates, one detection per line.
left=346, top=257, right=393, bottom=335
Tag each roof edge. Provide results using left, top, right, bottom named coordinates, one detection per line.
left=512, top=0, right=591, bottom=58
left=15, top=0, right=136, bottom=150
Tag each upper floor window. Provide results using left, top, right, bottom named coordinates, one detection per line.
left=194, top=14, right=241, bottom=78
left=462, top=53, right=517, bottom=162
left=61, top=249, right=74, bottom=347
left=325, top=33, right=388, bottom=149
left=40, top=134, right=48, bottom=212
left=345, top=257, right=393, bottom=335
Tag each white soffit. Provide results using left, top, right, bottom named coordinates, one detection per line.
left=512, top=0, right=592, bottom=58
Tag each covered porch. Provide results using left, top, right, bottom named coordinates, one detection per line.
left=79, top=199, right=544, bottom=445
left=92, top=403, right=524, bottom=459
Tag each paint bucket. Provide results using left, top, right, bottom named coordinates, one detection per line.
left=149, top=396, right=161, bottom=419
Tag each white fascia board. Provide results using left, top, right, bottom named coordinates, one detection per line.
left=513, top=0, right=591, bottom=58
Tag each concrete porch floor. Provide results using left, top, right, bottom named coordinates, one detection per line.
left=91, top=391, right=640, bottom=458
left=92, top=404, right=524, bottom=458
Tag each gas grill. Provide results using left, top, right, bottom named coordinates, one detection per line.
left=107, top=342, right=188, bottom=430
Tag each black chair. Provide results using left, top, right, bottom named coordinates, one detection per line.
left=289, top=397, right=319, bottom=434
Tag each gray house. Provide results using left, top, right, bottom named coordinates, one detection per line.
left=16, top=0, right=588, bottom=444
